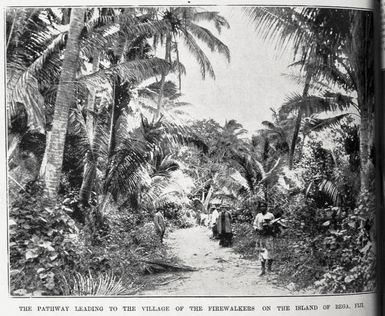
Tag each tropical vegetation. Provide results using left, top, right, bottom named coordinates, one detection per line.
left=7, top=7, right=375, bottom=295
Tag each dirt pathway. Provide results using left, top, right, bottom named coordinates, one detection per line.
left=138, top=226, right=293, bottom=296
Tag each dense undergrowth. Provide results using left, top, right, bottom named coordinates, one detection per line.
left=232, top=192, right=375, bottom=294
left=9, top=181, right=193, bottom=296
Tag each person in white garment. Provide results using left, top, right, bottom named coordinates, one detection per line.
left=154, top=210, right=166, bottom=244
left=210, top=207, right=220, bottom=239
left=253, top=203, right=275, bottom=276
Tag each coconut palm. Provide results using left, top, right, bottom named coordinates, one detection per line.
left=43, top=8, right=86, bottom=199
left=41, top=8, right=171, bottom=200
left=244, top=7, right=374, bottom=190
left=257, top=118, right=292, bottom=159
left=151, top=7, right=231, bottom=118
left=102, top=113, right=201, bottom=215
left=60, top=9, right=172, bottom=204
left=6, top=8, right=64, bottom=134
left=278, top=90, right=353, bottom=166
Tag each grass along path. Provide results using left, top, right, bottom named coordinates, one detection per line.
left=137, top=226, right=293, bottom=296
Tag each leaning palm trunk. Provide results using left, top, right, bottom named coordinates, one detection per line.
left=288, top=71, right=312, bottom=169
left=107, top=80, right=117, bottom=158
left=43, top=8, right=86, bottom=200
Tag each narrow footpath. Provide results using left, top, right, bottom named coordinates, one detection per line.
left=138, top=226, right=292, bottom=296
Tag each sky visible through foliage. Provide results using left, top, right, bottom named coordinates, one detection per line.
left=161, top=6, right=300, bottom=134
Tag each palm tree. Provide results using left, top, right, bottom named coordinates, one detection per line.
left=152, top=7, right=231, bottom=118
left=258, top=116, right=291, bottom=158
left=6, top=8, right=64, bottom=134
left=278, top=89, right=353, bottom=166
left=244, top=7, right=374, bottom=190
left=136, top=80, right=191, bottom=123
left=101, top=112, right=202, bottom=215
left=43, top=8, right=86, bottom=200
left=67, top=9, right=172, bottom=205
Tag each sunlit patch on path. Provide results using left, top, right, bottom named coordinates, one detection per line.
left=138, top=226, right=291, bottom=296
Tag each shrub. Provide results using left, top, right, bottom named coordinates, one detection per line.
left=232, top=223, right=257, bottom=259
left=274, top=190, right=376, bottom=293
left=9, top=181, right=83, bottom=295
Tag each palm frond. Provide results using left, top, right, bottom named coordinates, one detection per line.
left=191, top=10, right=230, bottom=33
left=261, top=120, right=278, bottom=130
left=303, top=113, right=349, bottom=135
left=139, top=80, right=178, bottom=99
left=153, top=154, right=180, bottom=175
left=281, top=72, right=331, bottom=92
left=288, top=58, right=355, bottom=92
left=7, top=27, right=67, bottom=131
left=60, top=271, right=128, bottom=296
left=170, top=59, right=187, bottom=76
left=186, top=22, right=230, bottom=62
left=243, top=7, right=314, bottom=56
left=79, top=57, right=170, bottom=86
left=7, top=76, right=46, bottom=132
left=323, top=91, right=354, bottom=110
left=182, top=31, right=215, bottom=79
left=279, top=92, right=352, bottom=120
left=103, top=138, right=151, bottom=199
left=319, top=179, right=340, bottom=205
left=86, top=12, right=171, bottom=39
left=7, top=29, right=66, bottom=91
left=68, top=104, right=109, bottom=160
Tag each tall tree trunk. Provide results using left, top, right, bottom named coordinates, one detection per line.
left=352, top=11, right=374, bottom=193
left=203, top=185, right=214, bottom=213
left=39, top=130, right=51, bottom=178
left=107, top=79, right=116, bottom=158
left=298, top=131, right=307, bottom=162
left=79, top=157, right=97, bottom=205
left=156, top=74, right=166, bottom=120
left=359, top=102, right=371, bottom=192
left=173, top=33, right=182, bottom=93
left=288, top=72, right=312, bottom=169
left=155, top=34, right=172, bottom=120
left=43, top=8, right=85, bottom=200
left=79, top=52, right=100, bottom=205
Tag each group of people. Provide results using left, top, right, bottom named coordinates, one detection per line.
left=209, top=202, right=279, bottom=276
left=152, top=202, right=281, bottom=277
left=210, top=206, right=233, bottom=247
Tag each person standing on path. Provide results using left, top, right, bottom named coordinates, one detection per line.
left=217, top=206, right=233, bottom=247
left=154, top=210, right=166, bottom=244
left=210, top=207, right=220, bottom=239
left=253, top=203, right=275, bottom=276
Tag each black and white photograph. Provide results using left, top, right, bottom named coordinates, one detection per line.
left=6, top=4, right=376, bottom=298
